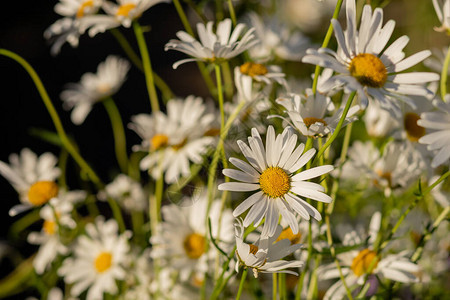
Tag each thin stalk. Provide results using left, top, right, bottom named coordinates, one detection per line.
left=272, top=273, right=277, bottom=300
left=440, top=45, right=450, bottom=98
left=215, top=64, right=225, bottom=130
left=103, top=98, right=128, bottom=174
left=279, top=273, right=286, bottom=300
left=315, top=91, right=356, bottom=162
left=172, top=0, right=216, bottom=95
left=133, top=21, right=160, bottom=112
left=312, top=0, right=345, bottom=94
left=222, top=61, right=234, bottom=100
left=378, top=169, right=450, bottom=253
left=110, top=29, right=174, bottom=101
left=227, top=0, right=237, bottom=26
left=236, top=268, right=248, bottom=300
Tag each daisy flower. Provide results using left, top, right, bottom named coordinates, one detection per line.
left=363, top=99, right=399, bottom=138
left=60, top=55, right=130, bottom=125
left=218, top=126, right=334, bottom=237
left=129, top=96, right=218, bottom=184
left=302, top=0, right=439, bottom=118
left=150, top=193, right=234, bottom=281
left=319, top=212, right=420, bottom=300
left=101, top=174, right=147, bottom=212
left=165, top=18, right=259, bottom=69
left=58, top=217, right=131, bottom=300
left=245, top=12, right=311, bottom=62
left=429, top=175, right=450, bottom=207
left=0, top=148, right=61, bottom=216
left=418, top=95, right=450, bottom=167
left=79, top=0, right=170, bottom=36
left=274, top=90, right=360, bottom=137
left=432, top=0, right=450, bottom=34
left=28, top=191, right=85, bottom=274
left=44, top=0, right=103, bottom=55
left=234, top=219, right=304, bottom=278
left=237, top=62, right=286, bottom=86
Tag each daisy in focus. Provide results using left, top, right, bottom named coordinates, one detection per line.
left=44, top=0, right=103, bottom=55
left=319, top=212, right=420, bottom=300
left=58, top=217, right=131, bottom=300
left=60, top=55, right=130, bottom=125
left=80, top=0, right=170, bottom=36
left=165, top=18, right=259, bottom=69
left=418, top=94, right=450, bottom=167
left=150, top=193, right=234, bottom=281
left=302, top=0, right=439, bottom=117
left=432, top=0, right=450, bottom=34
left=219, top=126, right=334, bottom=237
left=0, top=148, right=61, bottom=216
left=234, top=219, right=304, bottom=278
left=274, top=90, right=360, bottom=137
left=129, top=96, right=218, bottom=184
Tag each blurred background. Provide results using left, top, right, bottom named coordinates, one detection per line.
left=0, top=0, right=446, bottom=297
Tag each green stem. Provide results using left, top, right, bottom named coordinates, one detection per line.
left=312, top=0, right=344, bottom=94
left=272, top=273, right=277, bottom=300
left=133, top=22, right=160, bottom=112
left=378, top=169, right=450, bottom=253
left=110, top=28, right=174, bottom=101
left=315, top=91, right=356, bottom=162
left=411, top=206, right=450, bottom=262
left=440, top=45, right=450, bottom=98
left=172, top=0, right=216, bottom=96
left=0, top=49, right=101, bottom=187
left=227, top=0, right=237, bottom=26
left=103, top=98, right=128, bottom=174
left=236, top=268, right=248, bottom=300
left=215, top=64, right=225, bottom=130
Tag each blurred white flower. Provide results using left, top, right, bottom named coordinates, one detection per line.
left=61, top=55, right=130, bottom=125
left=129, top=96, right=218, bottom=184
left=0, top=148, right=60, bottom=216
left=102, top=174, right=147, bottom=212
left=58, top=217, right=131, bottom=300
left=432, top=0, right=450, bottom=33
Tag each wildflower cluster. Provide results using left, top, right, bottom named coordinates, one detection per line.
left=0, top=0, right=449, bottom=299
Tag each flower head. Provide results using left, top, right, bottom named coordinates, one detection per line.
left=58, top=217, right=131, bottom=299
left=219, top=126, right=334, bottom=237
left=302, top=0, right=439, bottom=118
left=0, top=148, right=61, bottom=216
left=432, top=0, right=450, bottom=34
left=234, top=219, right=304, bottom=278
left=80, top=0, right=170, bottom=36
left=129, top=96, right=218, bottom=183
left=165, top=18, right=259, bottom=69
left=61, top=55, right=130, bottom=125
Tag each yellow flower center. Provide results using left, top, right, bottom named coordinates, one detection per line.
left=94, top=251, right=113, bottom=273
left=375, top=169, right=392, bottom=188
left=43, top=220, right=56, bottom=235
left=249, top=244, right=259, bottom=255
left=350, top=249, right=379, bottom=276
left=183, top=233, right=206, bottom=259
left=259, top=167, right=291, bottom=198
left=349, top=53, right=388, bottom=88
left=96, top=83, right=111, bottom=95
left=116, top=3, right=137, bottom=17
left=27, top=181, right=59, bottom=206
left=303, top=117, right=328, bottom=128
left=404, top=112, right=426, bottom=142
left=172, top=138, right=187, bottom=151
left=151, top=134, right=169, bottom=151
left=276, top=227, right=302, bottom=245
left=240, top=62, right=268, bottom=77
left=76, top=0, right=94, bottom=18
